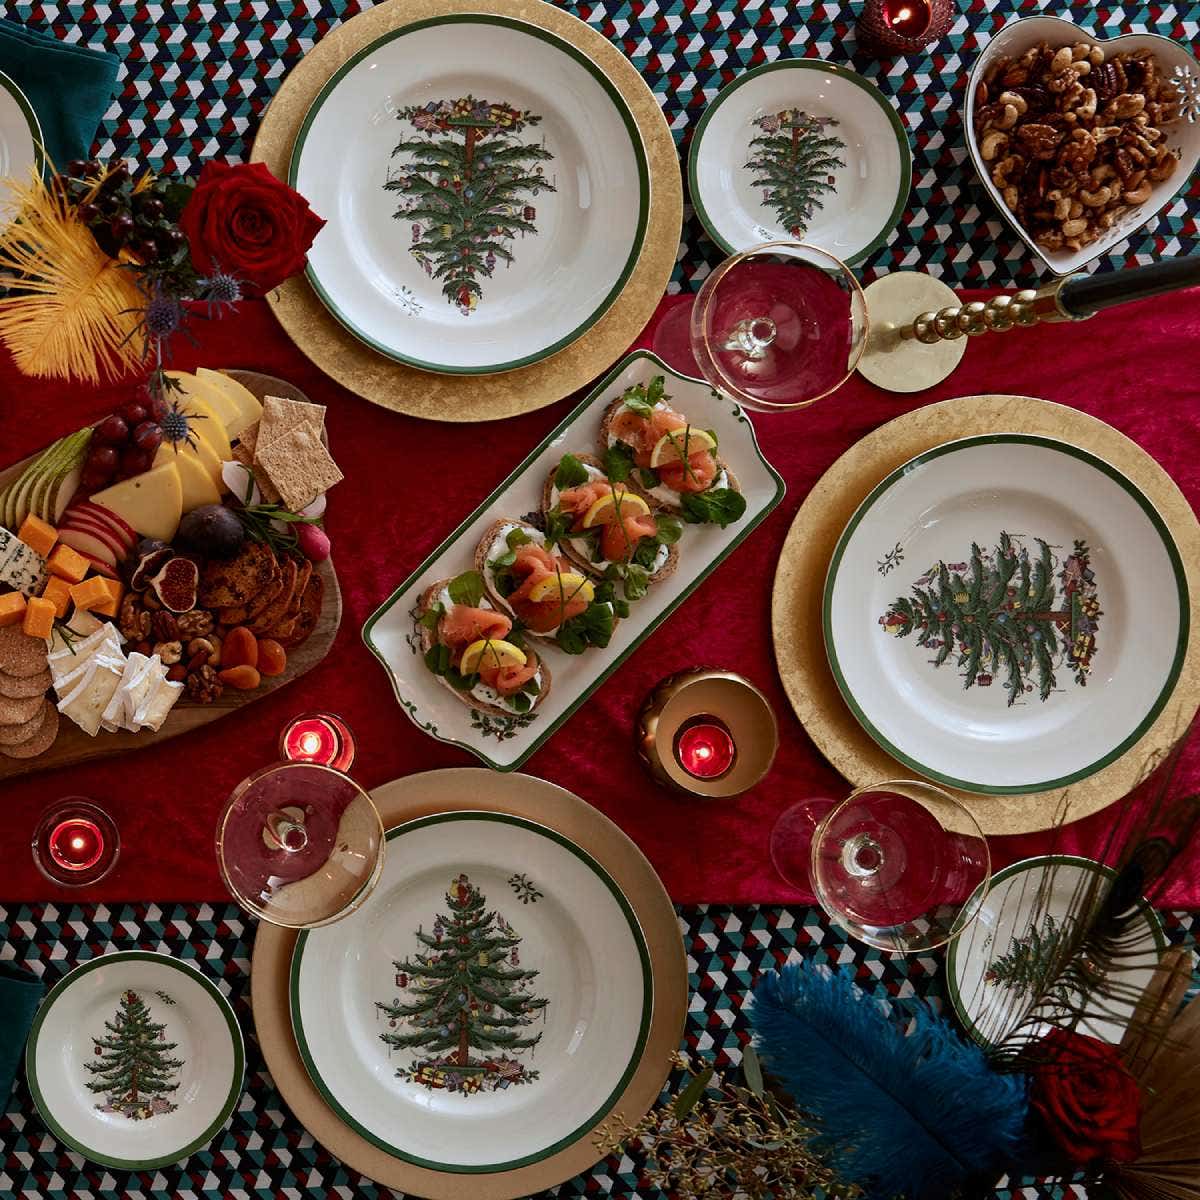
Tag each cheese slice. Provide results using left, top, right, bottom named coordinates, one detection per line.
left=47, top=623, right=115, bottom=670
left=55, top=649, right=124, bottom=696
left=120, top=654, right=162, bottom=731
left=59, top=658, right=124, bottom=736
left=152, top=443, right=220, bottom=512
left=166, top=389, right=232, bottom=462
left=196, top=369, right=263, bottom=441
left=88, top=463, right=183, bottom=542
left=153, top=435, right=223, bottom=493
left=165, top=370, right=239, bottom=435
left=134, top=674, right=184, bottom=732
left=101, top=652, right=152, bottom=732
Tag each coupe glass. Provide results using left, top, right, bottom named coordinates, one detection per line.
left=215, top=762, right=385, bottom=928
left=770, top=779, right=990, bottom=953
left=652, top=241, right=868, bottom=411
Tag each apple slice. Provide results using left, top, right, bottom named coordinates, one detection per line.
left=77, top=551, right=120, bottom=581
left=60, top=513, right=130, bottom=562
left=58, top=527, right=119, bottom=569
left=68, top=500, right=139, bottom=549
left=88, top=462, right=183, bottom=542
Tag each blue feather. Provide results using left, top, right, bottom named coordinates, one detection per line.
left=752, top=962, right=1028, bottom=1200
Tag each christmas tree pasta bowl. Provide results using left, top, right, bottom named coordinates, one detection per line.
left=289, top=810, right=651, bottom=1172
left=823, top=434, right=1188, bottom=795
left=24, top=951, right=244, bottom=1170
left=289, top=14, right=649, bottom=375
left=687, top=59, right=911, bottom=262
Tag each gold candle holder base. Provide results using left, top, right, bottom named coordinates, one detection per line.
left=636, top=667, right=778, bottom=799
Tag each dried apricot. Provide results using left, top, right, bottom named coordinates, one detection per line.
left=218, top=664, right=261, bottom=690
left=222, top=625, right=258, bottom=670
left=257, top=639, right=287, bottom=677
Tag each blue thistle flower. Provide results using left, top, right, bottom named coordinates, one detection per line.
left=145, top=292, right=185, bottom=339
left=199, top=269, right=243, bottom=314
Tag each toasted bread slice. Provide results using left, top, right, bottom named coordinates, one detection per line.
left=597, top=397, right=741, bottom=516
left=415, top=579, right=551, bottom=718
left=276, top=571, right=323, bottom=649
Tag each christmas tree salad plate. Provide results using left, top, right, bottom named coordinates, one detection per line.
left=946, top=855, right=1166, bottom=1050
left=289, top=14, right=650, bottom=375
left=362, top=350, right=784, bottom=770
left=824, top=434, right=1188, bottom=795
left=0, top=70, right=42, bottom=212
left=289, top=810, right=651, bottom=1172
left=687, top=60, right=910, bottom=262
left=25, top=951, right=244, bottom=1170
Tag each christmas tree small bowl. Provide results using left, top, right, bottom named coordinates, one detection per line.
left=24, top=951, right=244, bottom=1171
left=823, top=433, right=1187, bottom=796
left=687, top=59, right=911, bottom=264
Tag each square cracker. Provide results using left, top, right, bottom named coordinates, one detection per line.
left=254, top=427, right=343, bottom=512
left=257, top=396, right=325, bottom=455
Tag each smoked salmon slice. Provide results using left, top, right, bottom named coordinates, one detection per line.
left=439, top=605, right=512, bottom=648
left=507, top=544, right=589, bottom=630
left=480, top=649, right=540, bottom=695
left=612, top=405, right=688, bottom=466
left=601, top=512, right=658, bottom=563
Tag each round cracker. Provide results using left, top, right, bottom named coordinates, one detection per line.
left=0, top=666, right=51, bottom=699
left=0, top=690, right=48, bottom=730
left=0, top=627, right=48, bottom=678
left=0, top=700, right=58, bottom=758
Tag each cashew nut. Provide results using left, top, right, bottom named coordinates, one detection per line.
left=1051, top=46, right=1075, bottom=75
left=1068, top=200, right=1084, bottom=219
left=1075, top=88, right=1097, bottom=121
left=1003, top=185, right=1019, bottom=211
left=1088, top=47, right=1104, bottom=64
left=1062, top=217, right=1090, bottom=237
left=996, top=90, right=1028, bottom=114
left=980, top=129, right=1009, bottom=161
left=1048, top=189, right=1072, bottom=220
left=1079, top=185, right=1113, bottom=208
left=994, top=103, right=1020, bottom=130
left=1122, top=182, right=1153, bottom=205
left=1149, top=154, right=1178, bottom=183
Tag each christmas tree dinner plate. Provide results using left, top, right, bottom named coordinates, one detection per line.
left=24, top=951, right=244, bottom=1170
left=687, top=59, right=910, bottom=262
left=0, top=69, right=42, bottom=215
left=824, top=434, right=1188, bottom=795
left=289, top=14, right=649, bottom=375
left=290, top=811, right=651, bottom=1173
left=946, top=855, right=1165, bottom=1050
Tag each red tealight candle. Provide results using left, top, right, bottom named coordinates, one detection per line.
left=279, top=712, right=356, bottom=771
left=674, top=717, right=737, bottom=781
left=32, top=799, right=120, bottom=887
left=857, top=0, right=951, bottom=55
left=49, top=818, right=104, bottom=872
left=883, top=0, right=931, bottom=36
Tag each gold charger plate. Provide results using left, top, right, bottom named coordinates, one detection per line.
left=771, top=395, right=1200, bottom=835
left=251, top=768, right=687, bottom=1198
left=251, top=0, right=682, bottom=422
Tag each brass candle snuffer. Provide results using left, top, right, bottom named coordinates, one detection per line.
left=857, top=255, right=1200, bottom=392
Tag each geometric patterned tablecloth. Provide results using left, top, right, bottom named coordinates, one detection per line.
left=0, top=903, right=1196, bottom=1199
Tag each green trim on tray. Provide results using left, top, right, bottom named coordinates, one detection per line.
left=0, top=69, right=45, bottom=178
left=289, top=13, right=651, bottom=376
left=822, top=433, right=1190, bottom=795
left=945, top=854, right=1168, bottom=1049
left=686, top=58, right=911, bottom=263
left=361, top=348, right=787, bottom=771
left=289, top=810, right=654, bottom=1174
left=25, top=951, right=245, bottom=1171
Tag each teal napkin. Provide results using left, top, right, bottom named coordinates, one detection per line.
left=0, top=961, right=43, bottom=1100
left=0, top=19, right=119, bottom=170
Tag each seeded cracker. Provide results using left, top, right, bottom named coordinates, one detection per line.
left=254, top=427, right=344, bottom=512
left=257, top=396, right=326, bottom=450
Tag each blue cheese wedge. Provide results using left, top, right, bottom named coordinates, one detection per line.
left=0, top=527, right=47, bottom=596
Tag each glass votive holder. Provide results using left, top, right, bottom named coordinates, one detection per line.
left=32, top=799, right=120, bottom=887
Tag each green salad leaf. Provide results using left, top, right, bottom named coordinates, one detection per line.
left=447, top=570, right=485, bottom=607
left=682, top=488, right=747, bottom=529
left=554, top=453, right=589, bottom=489
left=603, top=441, right=636, bottom=482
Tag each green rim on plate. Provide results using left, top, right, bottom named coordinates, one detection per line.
left=289, top=13, right=651, bottom=376
left=945, top=854, right=1167, bottom=1049
left=289, top=811, right=654, bottom=1173
left=687, top=58, right=911, bottom=262
left=25, top=951, right=245, bottom=1171
left=0, top=68, right=44, bottom=179
left=822, top=433, right=1190, bottom=795
left=360, top=348, right=787, bottom=771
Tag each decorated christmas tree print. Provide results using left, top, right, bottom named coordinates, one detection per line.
left=84, top=989, right=184, bottom=1120
left=879, top=533, right=1102, bottom=707
left=985, top=914, right=1068, bottom=992
left=384, top=96, right=557, bottom=315
left=745, top=109, right=846, bottom=238
left=376, top=873, right=548, bottom=1095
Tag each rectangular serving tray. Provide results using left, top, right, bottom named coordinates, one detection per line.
left=362, top=350, right=785, bottom=770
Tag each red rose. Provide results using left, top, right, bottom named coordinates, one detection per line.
left=179, top=161, right=325, bottom=295
left=1030, top=1028, right=1142, bottom=1165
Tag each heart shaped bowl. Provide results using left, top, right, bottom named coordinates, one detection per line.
left=964, top=15, right=1200, bottom=276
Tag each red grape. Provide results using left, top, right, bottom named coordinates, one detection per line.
left=132, top=421, right=163, bottom=453
left=119, top=400, right=149, bottom=426
left=81, top=463, right=114, bottom=492
left=87, top=444, right=119, bottom=473
left=148, top=393, right=169, bottom=423
left=119, top=447, right=152, bottom=478
left=93, top=414, right=129, bottom=445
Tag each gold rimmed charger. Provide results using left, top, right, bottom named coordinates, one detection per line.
left=251, top=768, right=687, bottom=1198
left=251, top=0, right=682, bottom=422
left=771, top=395, right=1200, bottom=836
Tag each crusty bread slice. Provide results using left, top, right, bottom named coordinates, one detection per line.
left=415, top=579, right=551, bottom=717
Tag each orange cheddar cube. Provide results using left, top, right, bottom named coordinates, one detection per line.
left=22, top=595, right=55, bottom=639
left=40, top=575, right=73, bottom=619
left=0, top=592, right=27, bottom=627
left=46, top=543, right=89, bottom=584
left=69, top=576, right=112, bottom=613
left=92, top=576, right=124, bottom=618
left=17, top=514, right=57, bottom=559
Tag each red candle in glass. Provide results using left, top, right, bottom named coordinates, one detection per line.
left=674, top=717, right=737, bottom=780
left=857, top=0, right=952, bottom=54
left=884, top=0, right=931, bottom=36
left=49, top=819, right=104, bottom=872
left=32, top=799, right=120, bottom=887
left=279, top=712, right=356, bottom=771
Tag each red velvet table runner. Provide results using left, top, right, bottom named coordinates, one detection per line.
left=0, top=287, right=1197, bottom=905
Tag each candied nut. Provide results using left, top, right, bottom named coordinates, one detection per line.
left=1091, top=163, right=1117, bottom=183
left=1093, top=125, right=1123, bottom=144
left=1088, top=46, right=1103, bottom=65
left=1068, top=199, right=1084, bottom=219
left=153, top=640, right=183, bottom=665
left=981, top=129, right=1009, bottom=161
left=1079, top=185, right=1113, bottom=207
left=992, top=153, right=1025, bottom=187
left=997, top=90, right=1029, bottom=114
left=1071, top=42, right=1091, bottom=62
left=1036, top=229, right=1065, bottom=250
left=142, top=590, right=161, bottom=612
left=994, top=103, right=1020, bottom=130
left=187, top=636, right=216, bottom=663
left=975, top=80, right=990, bottom=108
left=1107, top=92, right=1146, bottom=119
left=1002, top=65, right=1030, bottom=87
left=1049, top=70, right=1080, bottom=95
left=185, top=665, right=223, bottom=704
left=1017, top=123, right=1064, bottom=160
left=1076, top=88, right=1098, bottom=121
left=1061, top=217, right=1089, bottom=237
left=150, top=610, right=179, bottom=643
left=118, top=595, right=150, bottom=642
left=1048, top=189, right=1072, bottom=220
left=1122, top=181, right=1152, bottom=204
left=176, top=609, right=214, bottom=638
left=1003, top=185, right=1019, bottom=210
left=1051, top=46, right=1075, bottom=75
left=1074, top=60, right=1091, bottom=75
left=1149, top=153, right=1178, bottom=183
left=166, top=664, right=188, bottom=683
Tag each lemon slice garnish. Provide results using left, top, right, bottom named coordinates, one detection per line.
left=460, top=639, right=527, bottom=674
left=580, top=488, right=651, bottom=529
left=649, top=426, right=717, bottom=469
left=526, top=572, right=595, bottom=604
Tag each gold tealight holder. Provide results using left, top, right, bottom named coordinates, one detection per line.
left=636, top=668, right=779, bottom=798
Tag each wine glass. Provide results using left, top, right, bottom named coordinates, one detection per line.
left=770, top=779, right=990, bottom=953
left=215, top=761, right=385, bottom=928
left=652, top=241, right=868, bottom=411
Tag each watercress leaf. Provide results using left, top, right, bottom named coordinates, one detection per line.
left=490, top=550, right=517, bottom=569
left=681, top=488, right=747, bottom=528
left=621, top=383, right=653, bottom=418
left=585, top=602, right=614, bottom=649
left=423, top=644, right=451, bottom=676
left=631, top=538, right=659, bottom=569
left=418, top=603, right=444, bottom=629
left=510, top=691, right=532, bottom=713
left=543, top=509, right=573, bottom=548
left=647, top=375, right=667, bottom=406
left=613, top=598, right=630, bottom=620
left=446, top=667, right=476, bottom=692
left=638, top=468, right=660, bottom=490
left=554, top=453, right=589, bottom=489
left=506, top=527, right=534, bottom=549
left=604, top=563, right=624, bottom=582
left=524, top=678, right=541, bottom=696
left=603, top=441, right=636, bottom=482
left=655, top=515, right=684, bottom=545
left=556, top=619, right=588, bottom=656
left=448, top=570, right=485, bottom=607
left=623, top=564, right=649, bottom=602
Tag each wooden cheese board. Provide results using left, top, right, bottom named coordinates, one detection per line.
left=0, top=370, right=342, bottom=780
